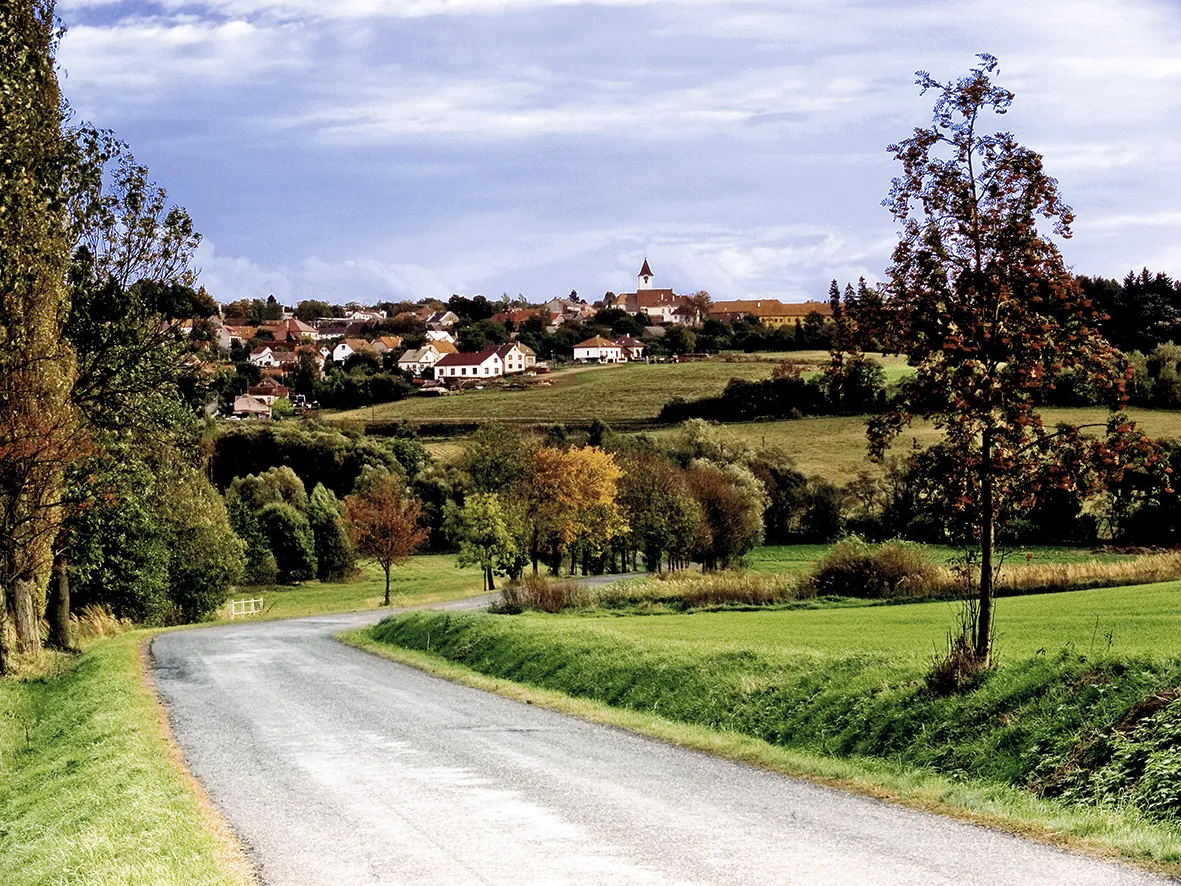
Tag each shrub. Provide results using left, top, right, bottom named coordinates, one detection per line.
left=493, top=574, right=586, bottom=613
left=808, top=538, right=938, bottom=599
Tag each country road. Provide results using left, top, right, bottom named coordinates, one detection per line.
left=152, top=601, right=1173, bottom=886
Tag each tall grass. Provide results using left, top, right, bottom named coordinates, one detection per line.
left=984, top=551, right=1181, bottom=597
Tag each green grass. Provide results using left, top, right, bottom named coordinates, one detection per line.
left=538, top=579, right=1181, bottom=661
left=651, top=407, right=1181, bottom=482
left=333, top=360, right=779, bottom=425
left=745, top=543, right=1138, bottom=575
left=0, top=634, right=250, bottom=886
left=361, top=586, right=1181, bottom=870
left=214, top=554, right=484, bottom=622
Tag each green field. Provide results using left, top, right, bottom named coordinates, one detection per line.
left=745, top=543, right=1138, bottom=575
left=331, top=352, right=914, bottom=426
left=215, top=554, right=484, bottom=622
left=525, top=579, right=1181, bottom=661
left=651, top=407, right=1181, bottom=482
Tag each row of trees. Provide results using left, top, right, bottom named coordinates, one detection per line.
left=0, top=5, right=241, bottom=671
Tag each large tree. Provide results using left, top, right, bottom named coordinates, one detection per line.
left=0, top=2, right=81, bottom=669
left=868, top=55, right=1150, bottom=665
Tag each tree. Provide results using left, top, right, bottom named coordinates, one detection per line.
left=0, top=1, right=82, bottom=669
left=688, top=290, right=713, bottom=327
left=342, top=476, right=428, bottom=605
left=451, top=493, right=523, bottom=591
left=868, top=55, right=1150, bottom=665
left=308, top=483, right=355, bottom=581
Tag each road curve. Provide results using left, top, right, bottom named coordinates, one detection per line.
left=152, top=603, right=1172, bottom=886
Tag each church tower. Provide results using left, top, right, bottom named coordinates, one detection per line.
left=637, top=257, right=654, bottom=291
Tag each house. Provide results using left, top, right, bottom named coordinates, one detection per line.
left=398, top=343, right=450, bottom=376
left=433, top=347, right=504, bottom=381
left=225, top=325, right=257, bottom=345
left=573, top=336, right=622, bottom=363
left=248, top=346, right=278, bottom=368
left=247, top=378, right=291, bottom=405
left=615, top=335, right=645, bottom=361
left=371, top=335, right=404, bottom=355
left=542, top=298, right=595, bottom=323
left=332, top=338, right=377, bottom=363
left=314, top=322, right=351, bottom=341
left=428, top=339, right=458, bottom=355
left=347, top=309, right=386, bottom=323
left=708, top=299, right=833, bottom=326
left=427, top=310, right=460, bottom=330
left=233, top=394, right=272, bottom=419
left=492, top=308, right=541, bottom=327
left=495, top=342, right=537, bottom=374
left=425, top=329, right=456, bottom=344
left=615, top=259, right=693, bottom=324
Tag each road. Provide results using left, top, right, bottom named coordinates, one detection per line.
left=152, top=601, right=1173, bottom=886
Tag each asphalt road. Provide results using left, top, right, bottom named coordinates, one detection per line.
left=152, top=601, right=1173, bottom=886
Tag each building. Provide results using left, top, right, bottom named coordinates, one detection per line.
left=495, top=342, right=537, bottom=374
left=708, top=299, right=833, bottom=326
left=371, top=335, right=404, bottom=355
left=332, top=338, right=376, bottom=363
left=433, top=347, right=504, bottom=381
left=427, top=310, right=460, bottom=330
left=615, top=259, right=693, bottom=324
left=232, top=394, right=272, bottom=419
left=614, top=335, right=645, bottom=361
left=246, top=378, right=291, bottom=405
left=573, top=336, right=623, bottom=363
left=248, top=346, right=278, bottom=368
left=425, top=329, right=456, bottom=344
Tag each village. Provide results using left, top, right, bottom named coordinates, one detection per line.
left=208, top=259, right=833, bottom=419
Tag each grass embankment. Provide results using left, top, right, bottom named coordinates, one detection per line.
left=361, top=582, right=1181, bottom=870
left=213, top=554, right=483, bottom=622
left=0, top=634, right=251, bottom=886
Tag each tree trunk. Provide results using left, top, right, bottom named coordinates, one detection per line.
left=976, top=431, right=995, bottom=663
left=0, top=579, right=9, bottom=676
left=383, top=567, right=391, bottom=606
left=486, top=567, right=495, bottom=591
left=13, top=577, right=41, bottom=656
left=48, top=551, right=71, bottom=650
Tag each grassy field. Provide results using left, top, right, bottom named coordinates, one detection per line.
left=331, top=352, right=913, bottom=427
left=745, top=543, right=1139, bottom=575
left=650, top=406, right=1181, bottom=483
left=213, top=554, right=484, bottom=622
left=0, top=634, right=250, bottom=886
left=529, top=579, right=1181, bottom=661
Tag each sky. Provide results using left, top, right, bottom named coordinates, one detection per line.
left=56, top=0, right=1181, bottom=307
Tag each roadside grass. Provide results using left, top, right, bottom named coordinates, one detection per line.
left=359, top=586, right=1181, bottom=872
left=212, top=554, right=484, bottom=622
left=0, top=633, right=252, bottom=886
left=649, top=407, right=1181, bottom=483
left=342, top=631, right=1181, bottom=876
left=331, top=360, right=779, bottom=425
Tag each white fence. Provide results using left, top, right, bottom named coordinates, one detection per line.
left=227, top=597, right=264, bottom=619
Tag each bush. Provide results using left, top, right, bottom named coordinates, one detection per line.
left=808, top=538, right=938, bottom=599
left=493, top=574, right=586, bottom=613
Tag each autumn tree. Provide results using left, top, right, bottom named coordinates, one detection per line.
left=869, top=55, right=1151, bottom=666
left=342, top=475, right=428, bottom=605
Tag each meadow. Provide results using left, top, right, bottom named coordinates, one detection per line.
left=214, top=554, right=484, bottom=622
left=331, top=351, right=914, bottom=427
left=745, top=543, right=1139, bottom=575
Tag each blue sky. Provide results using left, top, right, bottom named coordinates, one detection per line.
left=57, top=0, right=1181, bottom=306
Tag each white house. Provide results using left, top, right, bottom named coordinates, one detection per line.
left=425, top=329, right=456, bottom=344
left=332, top=338, right=375, bottom=363
left=433, top=347, right=504, bottom=381
left=495, top=342, right=537, bottom=374
left=573, top=336, right=622, bottom=363
left=248, top=346, right=277, bottom=368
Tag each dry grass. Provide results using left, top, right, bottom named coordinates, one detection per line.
left=494, top=575, right=590, bottom=613
left=595, top=570, right=807, bottom=610
left=983, top=551, right=1181, bottom=597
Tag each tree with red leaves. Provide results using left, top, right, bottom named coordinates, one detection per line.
left=342, top=475, right=428, bottom=607
left=869, top=55, right=1156, bottom=666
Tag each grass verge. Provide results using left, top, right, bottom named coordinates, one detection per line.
left=350, top=609, right=1181, bottom=875
left=0, top=633, right=254, bottom=886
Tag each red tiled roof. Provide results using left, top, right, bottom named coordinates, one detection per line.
left=435, top=347, right=501, bottom=367
left=639, top=258, right=653, bottom=278
left=708, top=299, right=833, bottom=318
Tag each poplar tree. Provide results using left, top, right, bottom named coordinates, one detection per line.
left=0, top=1, right=79, bottom=669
